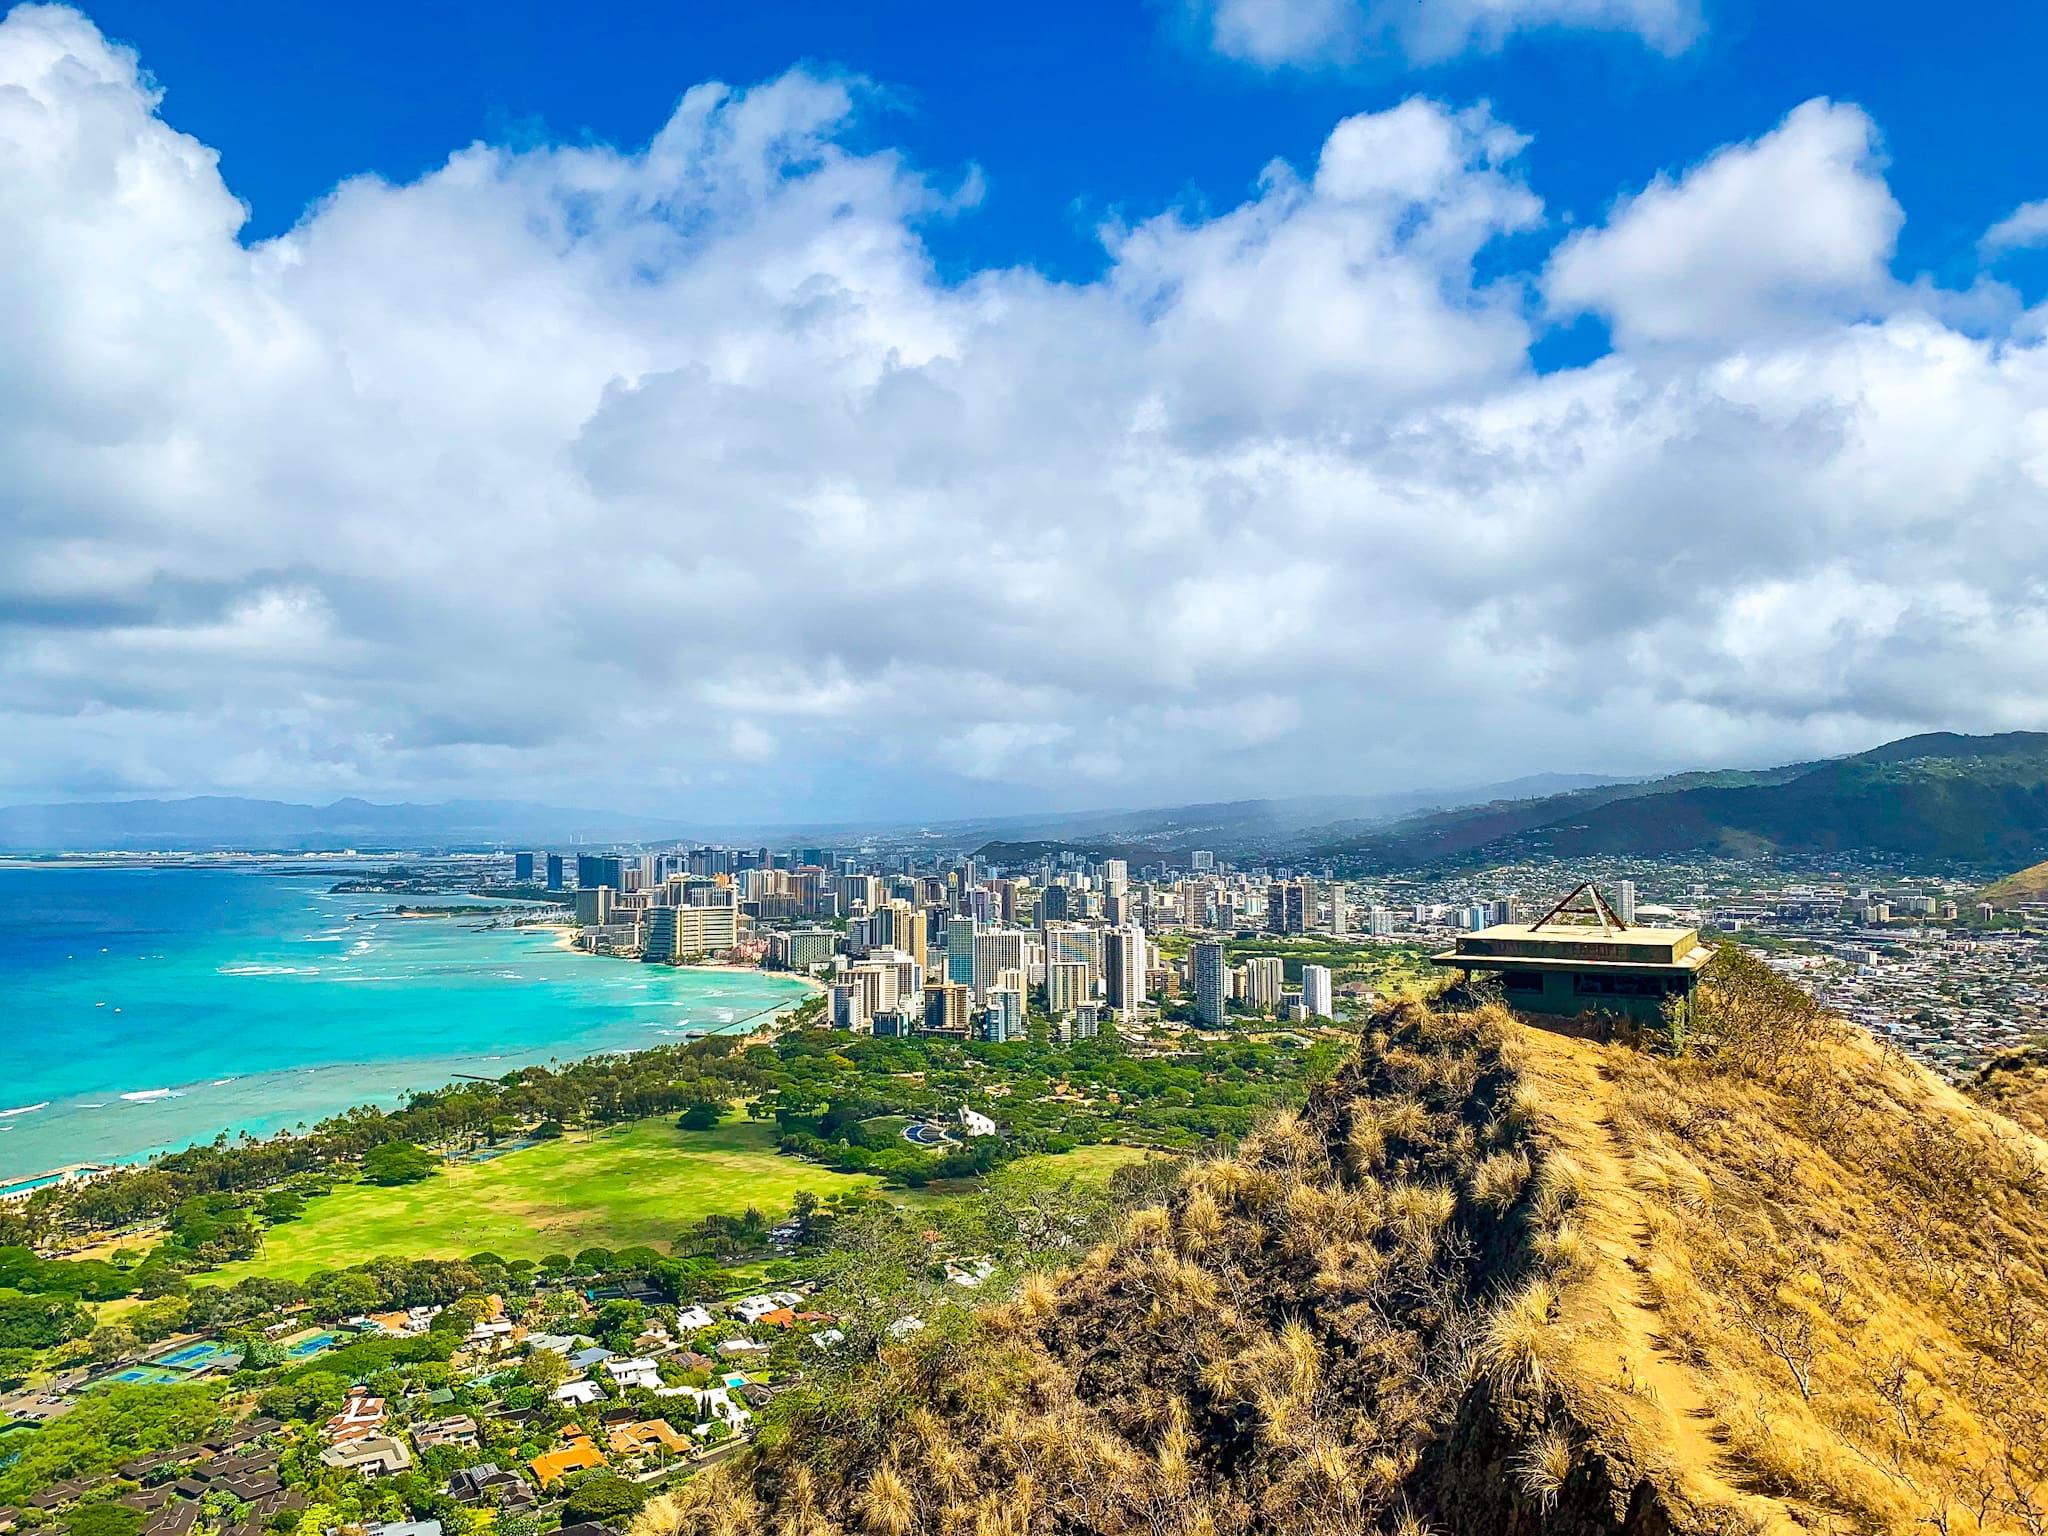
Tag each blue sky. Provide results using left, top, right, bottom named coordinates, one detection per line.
left=79, top=0, right=2048, bottom=303
left=4, top=0, right=2048, bottom=822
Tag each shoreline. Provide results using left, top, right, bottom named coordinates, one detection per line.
left=2, top=908, right=817, bottom=1183
left=542, top=919, right=826, bottom=993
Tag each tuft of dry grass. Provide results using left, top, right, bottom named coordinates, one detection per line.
left=1513, top=1428, right=1573, bottom=1512
left=1529, top=1152, right=1588, bottom=1224
left=854, top=1463, right=915, bottom=1536
left=1468, top=1148, right=1532, bottom=1211
left=1479, top=1277, right=1560, bottom=1397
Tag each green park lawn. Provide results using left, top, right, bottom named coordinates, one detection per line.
left=205, top=1124, right=1168, bottom=1285
left=207, top=1120, right=882, bottom=1283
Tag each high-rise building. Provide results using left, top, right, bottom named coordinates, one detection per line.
left=1039, top=884, right=1070, bottom=922
left=923, top=981, right=971, bottom=1034
left=642, top=902, right=739, bottom=960
left=1617, top=880, right=1638, bottom=925
left=1101, top=859, right=1128, bottom=889
left=1102, top=925, right=1147, bottom=1014
left=986, top=986, right=1025, bottom=1042
left=1192, top=940, right=1227, bottom=1026
left=1244, top=956, right=1285, bottom=1012
left=1190, top=849, right=1215, bottom=873
left=572, top=886, right=614, bottom=926
left=946, top=916, right=978, bottom=990
left=1073, top=1002, right=1101, bottom=1040
left=514, top=852, right=536, bottom=883
left=1369, top=905, right=1395, bottom=937
left=578, top=854, right=626, bottom=893
left=545, top=853, right=564, bottom=891
left=1267, top=880, right=1308, bottom=935
left=1301, top=964, right=1334, bottom=1019
left=1327, top=882, right=1347, bottom=935
left=974, top=928, right=1031, bottom=1001
left=1046, top=960, right=1091, bottom=1015
left=1043, top=923, right=1102, bottom=984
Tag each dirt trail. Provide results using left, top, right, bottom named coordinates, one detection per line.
left=1512, top=1025, right=1801, bottom=1534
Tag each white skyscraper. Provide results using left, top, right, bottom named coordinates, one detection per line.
left=1244, top=956, right=1284, bottom=1012
left=1327, top=881, right=1347, bottom=935
left=1301, top=964, right=1334, bottom=1019
left=1102, top=925, right=1146, bottom=1014
left=1369, top=905, right=1395, bottom=937
left=1616, top=880, right=1638, bottom=924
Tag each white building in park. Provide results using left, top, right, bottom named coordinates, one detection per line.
left=958, top=1105, right=997, bottom=1137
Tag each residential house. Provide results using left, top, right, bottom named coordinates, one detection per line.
left=319, top=1437, right=412, bottom=1477
left=661, top=1386, right=749, bottom=1432
left=445, top=1465, right=535, bottom=1511
left=528, top=1427, right=607, bottom=1489
left=606, top=1420, right=690, bottom=1458
left=731, top=1293, right=804, bottom=1325
left=673, top=1306, right=715, bottom=1333
left=552, top=1380, right=605, bottom=1407
left=324, top=1387, right=388, bottom=1444
left=603, top=1356, right=661, bottom=1391
left=408, top=1415, right=478, bottom=1450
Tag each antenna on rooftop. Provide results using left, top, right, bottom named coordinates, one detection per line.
left=1528, top=880, right=1629, bottom=932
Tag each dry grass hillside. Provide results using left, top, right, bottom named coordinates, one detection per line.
left=1978, top=860, right=2048, bottom=908
left=637, top=954, right=2048, bottom=1536
left=1968, top=1042, right=2048, bottom=1139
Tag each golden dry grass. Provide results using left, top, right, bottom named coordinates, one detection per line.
left=634, top=964, right=2048, bottom=1536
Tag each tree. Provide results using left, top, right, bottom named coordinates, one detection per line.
left=361, top=1142, right=438, bottom=1186
left=66, top=1508, right=144, bottom=1536
left=560, top=1473, right=649, bottom=1527
left=676, top=1103, right=723, bottom=1132
left=88, top=1320, right=139, bottom=1363
left=0, top=1289, right=91, bottom=1350
left=522, top=1348, right=571, bottom=1392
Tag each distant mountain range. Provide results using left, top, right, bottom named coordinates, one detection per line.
left=1319, top=730, right=2048, bottom=869
left=0, top=796, right=698, bottom=853
left=978, top=732, right=2048, bottom=871
left=9, top=733, right=2047, bottom=865
left=0, top=774, right=1626, bottom=856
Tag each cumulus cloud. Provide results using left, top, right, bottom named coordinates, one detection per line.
left=2, top=4, right=2046, bottom=820
left=1193, top=0, right=1699, bottom=69
left=1982, top=197, right=2048, bottom=258
left=1545, top=98, right=1903, bottom=347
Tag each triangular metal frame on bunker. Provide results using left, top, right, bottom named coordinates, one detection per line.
left=1527, top=880, right=1630, bottom=932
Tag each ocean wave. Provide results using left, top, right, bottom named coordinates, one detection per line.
left=218, top=964, right=302, bottom=977
left=0, top=1102, right=49, bottom=1119
left=120, top=1088, right=178, bottom=1103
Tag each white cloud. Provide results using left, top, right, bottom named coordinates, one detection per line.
left=1982, top=197, right=2048, bottom=258
left=1545, top=99, right=1902, bottom=348
left=2, top=4, right=2046, bottom=819
left=1194, top=0, right=1699, bottom=68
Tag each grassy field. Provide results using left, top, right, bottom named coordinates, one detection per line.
left=207, top=1120, right=883, bottom=1283
left=206, top=1128, right=1168, bottom=1284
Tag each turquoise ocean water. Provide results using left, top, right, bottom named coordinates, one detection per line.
left=0, top=866, right=810, bottom=1182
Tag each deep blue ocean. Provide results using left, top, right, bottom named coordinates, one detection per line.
left=0, top=865, right=807, bottom=1182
